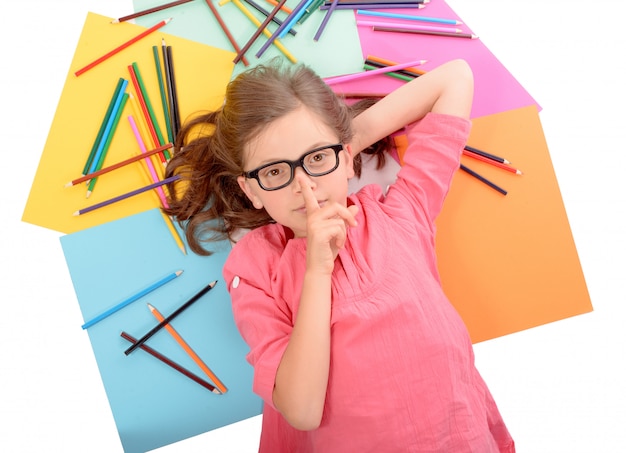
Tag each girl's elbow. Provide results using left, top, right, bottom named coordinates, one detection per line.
left=274, top=393, right=324, bottom=431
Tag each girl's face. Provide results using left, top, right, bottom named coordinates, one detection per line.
left=237, top=106, right=354, bottom=238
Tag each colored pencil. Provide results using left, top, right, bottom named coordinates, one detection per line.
left=153, top=46, right=174, bottom=147
left=83, top=78, right=125, bottom=175
left=320, top=3, right=425, bottom=10
left=357, top=19, right=461, bottom=34
left=124, top=280, right=218, bottom=355
left=75, top=18, right=172, bottom=76
left=128, top=115, right=170, bottom=208
left=298, top=0, right=325, bottom=24
left=128, top=63, right=167, bottom=164
left=323, top=59, right=427, bottom=85
left=81, top=270, right=183, bottom=329
left=85, top=80, right=129, bottom=177
left=233, top=0, right=289, bottom=64
left=356, top=9, right=462, bottom=25
left=112, top=0, right=194, bottom=23
left=149, top=303, right=227, bottom=393
left=278, top=0, right=314, bottom=38
left=73, top=175, right=181, bottom=216
left=365, top=59, right=420, bottom=79
left=160, top=209, right=187, bottom=255
left=133, top=62, right=166, bottom=147
left=265, top=0, right=293, bottom=14
left=314, top=0, right=339, bottom=41
left=462, top=150, right=522, bottom=175
left=66, top=144, right=173, bottom=187
left=204, top=0, right=249, bottom=66
left=366, top=55, right=427, bottom=76
left=363, top=64, right=413, bottom=82
left=460, top=164, right=507, bottom=196
left=255, top=0, right=310, bottom=58
left=165, top=45, right=182, bottom=138
left=242, top=0, right=297, bottom=35
left=86, top=93, right=129, bottom=197
left=121, top=332, right=221, bottom=393
left=464, top=145, right=509, bottom=164
left=373, top=26, right=478, bottom=39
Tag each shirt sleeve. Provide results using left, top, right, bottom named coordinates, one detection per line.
left=384, top=112, right=471, bottom=233
left=222, top=233, right=292, bottom=409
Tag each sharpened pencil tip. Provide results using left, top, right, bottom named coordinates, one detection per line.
left=73, top=211, right=80, bottom=216
left=175, top=270, right=184, bottom=277
left=111, top=18, right=120, bottom=24
left=64, top=181, right=73, bottom=188
left=147, top=303, right=155, bottom=311
left=85, top=190, right=92, bottom=199
left=164, top=17, right=173, bottom=24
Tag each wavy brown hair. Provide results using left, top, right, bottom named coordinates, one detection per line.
left=164, top=61, right=390, bottom=255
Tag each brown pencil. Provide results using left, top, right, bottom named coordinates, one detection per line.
left=65, top=144, right=173, bottom=187
left=112, top=0, right=194, bottom=23
left=372, top=26, right=478, bottom=39
left=120, top=331, right=221, bottom=393
left=204, top=0, right=250, bottom=66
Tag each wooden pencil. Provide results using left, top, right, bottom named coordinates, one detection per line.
left=460, top=164, right=507, bottom=196
left=165, top=45, right=182, bottom=138
left=149, top=303, right=227, bottom=393
left=74, top=175, right=181, bottom=216
left=204, top=0, right=249, bottom=66
left=66, top=144, right=173, bottom=187
left=124, top=280, right=218, bottom=355
left=462, top=150, right=522, bottom=175
left=464, top=145, right=509, bottom=164
left=242, top=0, right=297, bottom=36
left=366, top=55, right=427, bottom=76
left=121, top=331, right=221, bottom=393
left=372, top=26, right=478, bottom=39
left=112, top=0, right=194, bottom=23
left=75, top=18, right=172, bottom=76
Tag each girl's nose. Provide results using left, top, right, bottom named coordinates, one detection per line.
left=292, top=169, right=315, bottom=193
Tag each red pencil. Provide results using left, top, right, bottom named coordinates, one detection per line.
left=112, top=0, right=194, bottom=23
left=75, top=18, right=172, bottom=76
left=462, top=150, right=522, bottom=175
left=120, top=331, right=221, bottom=393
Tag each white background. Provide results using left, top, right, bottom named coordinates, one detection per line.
left=2, top=0, right=625, bottom=451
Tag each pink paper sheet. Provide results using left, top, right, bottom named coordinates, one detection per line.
left=331, top=0, right=540, bottom=118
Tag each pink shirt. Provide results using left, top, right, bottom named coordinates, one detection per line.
left=223, top=113, right=515, bottom=452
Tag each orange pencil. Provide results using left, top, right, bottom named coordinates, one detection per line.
left=265, top=0, right=293, bottom=13
left=148, top=303, right=228, bottom=394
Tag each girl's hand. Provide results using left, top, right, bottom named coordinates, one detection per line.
left=300, top=176, right=358, bottom=275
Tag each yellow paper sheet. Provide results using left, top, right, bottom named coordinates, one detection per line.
left=23, top=12, right=235, bottom=234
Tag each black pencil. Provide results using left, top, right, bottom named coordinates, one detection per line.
left=124, top=280, right=218, bottom=355
left=166, top=44, right=181, bottom=139
left=464, top=145, right=509, bottom=164
left=120, top=331, right=221, bottom=393
left=460, top=164, right=507, bottom=196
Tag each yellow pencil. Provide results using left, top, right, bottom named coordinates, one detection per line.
left=148, top=303, right=227, bottom=394
left=231, top=0, right=297, bottom=64
left=160, top=209, right=187, bottom=255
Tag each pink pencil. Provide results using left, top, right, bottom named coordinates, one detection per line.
left=75, top=18, right=172, bottom=76
left=323, top=59, right=427, bottom=85
left=356, top=19, right=461, bottom=34
left=128, top=115, right=170, bottom=208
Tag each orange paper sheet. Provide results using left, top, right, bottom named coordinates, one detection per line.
left=23, top=12, right=235, bottom=234
left=398, top=105, right=592, bottom=343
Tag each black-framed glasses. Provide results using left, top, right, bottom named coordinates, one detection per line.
left=243, top=144, right=344, bottom=191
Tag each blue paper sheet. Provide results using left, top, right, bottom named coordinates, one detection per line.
left=60, top=208, right=262, bottom=453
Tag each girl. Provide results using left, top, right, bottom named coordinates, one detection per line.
left=165, top=59, right=515, bottom=452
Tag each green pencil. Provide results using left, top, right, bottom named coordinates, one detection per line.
left=363, top=64, right=413, bottom=82
left=83, top=78, right=124, bottom=175
left=86, top=93, right=129, bottom=197
left=153, top=46, right=174, bottom=155
left=132, top=62, right=166, bottom=149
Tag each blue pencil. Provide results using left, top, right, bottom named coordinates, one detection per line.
left=356, top=9, right=462, bottom=25
left=81, top=270, right=183, bottom=329
left=87, top=78, right=129, bottom=175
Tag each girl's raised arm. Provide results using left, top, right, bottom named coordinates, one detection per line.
left=349, top=59, right=473, bottom=156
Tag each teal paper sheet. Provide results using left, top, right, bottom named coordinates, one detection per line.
left=132, top=0, right=365, bottom=78
left=60, top=208, right=262, bottom=453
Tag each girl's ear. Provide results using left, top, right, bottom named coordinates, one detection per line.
left=237, top=176, right=264, bottom=209
left=344, top=144, right=355, bottom=179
